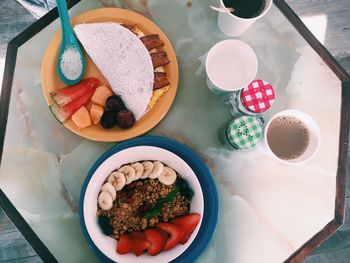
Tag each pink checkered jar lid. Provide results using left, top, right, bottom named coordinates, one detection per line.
left=240, top=80, right=276, bottom=113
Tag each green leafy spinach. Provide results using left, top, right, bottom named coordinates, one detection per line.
left=145, top=186, right=179, bottom=220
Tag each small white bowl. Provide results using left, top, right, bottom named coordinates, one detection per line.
left=82, top=146, right=204, bottom=263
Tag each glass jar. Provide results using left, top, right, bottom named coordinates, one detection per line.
left=227, top=79, right=276, bottom=116
left=223, top=115, right=264, bottom=150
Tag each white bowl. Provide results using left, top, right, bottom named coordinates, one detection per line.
left=83, top=146, right=204, bottom=263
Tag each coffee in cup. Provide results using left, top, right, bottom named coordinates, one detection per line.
left=259, top=109, right=320, bottom=165
left=217, top=0, right=273, bottom=37
left=267, top=116, right=310, bottom=160
left=223, top=0, right=267, bottom=19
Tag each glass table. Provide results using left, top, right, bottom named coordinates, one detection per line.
left=0, top=0, right=349, bottom=262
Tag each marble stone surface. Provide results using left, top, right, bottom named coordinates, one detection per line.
left=0, top=0, right=343, bottom=262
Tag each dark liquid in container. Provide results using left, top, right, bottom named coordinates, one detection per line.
left=223, top=0, right=266, bottom=18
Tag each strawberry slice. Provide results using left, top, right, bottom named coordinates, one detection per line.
left=131, top=237, right=149, bottom=256
left=130, top=231, right=149, bottom=256
left=156, top=222, right=182, bottom=251
left=50, top=77, right=99, bottom=107
left=144, top=228, right=168, bottom=256
left=171, top=213, right=201, bottom=244
left=116, top=233, right=149, bottom=256
left=116, top=234, right=133, bottom=254
left=130, top=231, right=146, bottom=240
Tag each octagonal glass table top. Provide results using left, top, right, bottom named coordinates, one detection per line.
left=0, top=0, right=345, bottom=262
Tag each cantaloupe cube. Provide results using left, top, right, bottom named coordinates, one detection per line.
left=91, top=85, right=114, bottom=107
left=89, top=103, right=104, bottom=125
left=71, top=106, right=92, bottom=129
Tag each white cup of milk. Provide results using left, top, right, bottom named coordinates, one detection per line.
left=205, top=39, right=258, bottom=94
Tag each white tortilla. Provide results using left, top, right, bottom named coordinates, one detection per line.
left=74, top=22, right=154, bottom=120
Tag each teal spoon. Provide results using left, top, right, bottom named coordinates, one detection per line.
left=56, top=0, right=85, bottom=85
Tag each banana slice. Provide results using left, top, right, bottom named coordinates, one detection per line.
left=107, top=171, right=119, bottom=183
left=107, top=171, right=126, bottom=191
left=158, top=166, right=177, bottom=185
left=118, top=165, right=136, bottom=184
left=141, top=161, right=154, bottom=179
left=131, top=162, right=144, bottom=180
left=101, top=182, right=117, bottom=201
left=98, top=191, right=113, bottom=210
left=149, top=161, right=164, bottom=179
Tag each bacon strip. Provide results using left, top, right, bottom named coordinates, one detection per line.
left=140, top=34, right=164, bottom=50
left=154, top=72, right=170, bottom=90
left=151, top=51, right=170, bottom=68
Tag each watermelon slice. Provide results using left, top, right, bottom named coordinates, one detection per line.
left=50, top=77, right=100, bottom=107
left=50, top=89, right=95, bottom=123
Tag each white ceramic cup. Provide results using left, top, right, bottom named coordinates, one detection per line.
left=258, top=109, right=321, bottom=165
left=217, top=0, right=273, bottom=37
left=205, top=39, right=258, bottom=94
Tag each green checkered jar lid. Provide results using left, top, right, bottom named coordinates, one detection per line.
left=225, top=116, right=263, bottom=150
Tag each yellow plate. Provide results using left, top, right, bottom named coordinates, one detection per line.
left=41, top=8, right=179, bottom=142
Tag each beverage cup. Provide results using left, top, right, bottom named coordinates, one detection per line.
left=217, top=0, right=273, bottom=37
left=205, top=39, right=258, bottom=94
left=258, top=109, right=321, bottom=165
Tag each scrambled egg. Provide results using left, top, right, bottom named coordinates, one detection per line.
left=148, top=85, right=170, bottom=109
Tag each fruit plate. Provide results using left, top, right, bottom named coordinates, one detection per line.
left=79, top=136, right=219, bottom=263
left=41, top=8, right=179, bottom=142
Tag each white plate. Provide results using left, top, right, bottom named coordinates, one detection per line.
left=83, top=146, right=204, bottom=263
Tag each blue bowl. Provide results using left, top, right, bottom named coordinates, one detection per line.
left=79, top=136, right=219, bottom=262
